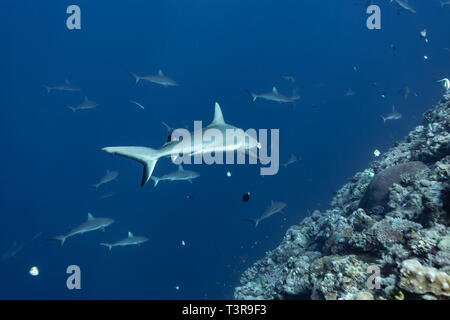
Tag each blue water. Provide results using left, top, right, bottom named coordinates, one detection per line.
left=0, top=0, right=449, bottom=299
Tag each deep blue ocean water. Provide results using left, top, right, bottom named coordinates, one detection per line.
left=1, top=0, right=449, bottom=299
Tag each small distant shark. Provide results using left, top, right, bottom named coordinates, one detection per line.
left=345, top=88, right=356, bottom=97
left=281, top=154, right=299, bottom=168
left=441, top=0, right=450, bottom=7
left=246, top=86, right=300, bottom=105
left=151, top=164, right=200, bottom=187
left=390, top=0, right=416, bottom=14
left=68, top=96, right=98, bottom=112
left=92, top=169, right=119, bottom=190
left=281, top=75, right=296, bottom=83
left=49, top=213, right=114, bottom=247
left=1, top=241, right=25, bottom=261
left=102, top=102, right=260, bottom=186
left=381, top=105, right=402, bottom=123
left=399, top=86, right=410, bottom=100
left=247, top=201, right=287, bottom=228
left=129, top=70, right=178, bottom=87
left=100, top=231, right=148, bottom=251
left=43, top=79, right=82, bottom=93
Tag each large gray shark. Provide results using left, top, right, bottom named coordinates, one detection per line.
left=100, top=231, right=148, bottom=251
left=92, top=169, right=119, bottom=190
left=390, top=0, right=416, bottom=14
left=43, top=79, right=82, bottom=93
left=129, top=70, right=178, bottom=87
left=381, top=105, right=402, bottom=123
left=68, top=96, right=98, bottom=112
left=246, top=86, right=300, bottom=105
left=150, top=164, right=200, bottom=187
left=247, top=201, right=287, bottom=227
left=49, top=213, right=114, bottom=247
left=102, top=102, right=260, bottom=186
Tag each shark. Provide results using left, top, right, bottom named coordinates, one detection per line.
left=1, top=241, right=25, bottom=261
left=441, top=1, right=450, bottom=7
left=390, top=0, right=416, bottom=14
left=43, top=79, right=82, bottom=93
left=246, top=86, right=300, bottom=105
left=100, top=231, right=148, bottom=251
left=246, top=201, right=287, bottom=228
left=102, top=102, right=260, bottom=186
left=399, top=86, right=410, bottom=100
left=49, top=213, right=114, bottom=247
left=281, top=154, right=299, bottom=168
left=68, top=96, right=98, bottom=112
left=381, top=105, right=402, bottom=123
left=151, top=164, right=200, bottom=187
left=92, top=169, right=119, bottom=190
left=129, top=70, right=178, bottom=87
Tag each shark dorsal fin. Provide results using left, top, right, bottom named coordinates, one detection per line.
left=87, top=213, right=94, bottom=220
left=128, top=231, right=133, bottom=238
left=392, top=105, right=396, bottom=112
left=158, top=69, right=164, bottom=76
left=212, top=102, right=225, bottom=125
left=272, top=86, right=278, bottom=94
left=178, top=164, right=184, bottom=171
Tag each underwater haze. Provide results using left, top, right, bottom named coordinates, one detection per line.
left=1, top=0, right=449, bottom=299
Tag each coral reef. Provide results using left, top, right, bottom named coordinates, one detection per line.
left=234, top=92, right=450, bottom=300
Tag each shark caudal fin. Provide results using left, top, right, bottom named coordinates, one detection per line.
left=381, top=116, right=386, bottom=123
left=49, top=236, right=66, bottom=248
left=43, top=85, right=52, bottom=93
left=100, top=243, right=112, bottom=252
left=245, top=218, right=259, bottom=228
left=245, top=90, right=257, bottom=102
left=92, top=183, right=100, bottom=191
left=101, top=146, right=160, bottom=186
left=129, top=71, right=141, bottom=84
left=150, top=176, right=160, bottom=188
left=68, top=106, right=76, bottom=112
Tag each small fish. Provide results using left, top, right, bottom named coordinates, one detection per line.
left=100, top=231, right=148, bottom=251
left=92, top=170, right=119, bottom=190
left=150, top=164, right=200, bottom=187
left=381, top=105, right=402, bottom=123
left=129, top=100, right=145, bottom=110
left=246, top=201, right=287, bottom=227
left=345, top=88, right=355, bottom=97
left=43, top=79, right=81, bottom=93
left=68, top=96, right=98, bottom=112
left=129, top=69, right=178, bottom=87
left=281, top=75, right=296, bottom=83
left=49, top=213, right=114, bottom=247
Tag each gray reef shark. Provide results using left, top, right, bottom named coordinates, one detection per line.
left=102, top=102, right=260, bottom=186
left=92, top=169, right=119, bottom=190
left=43, top=79, right=82, bottom=93
left=49, top=213, right=114, bottom=247
left=390, top=0, right=416, bottom=14
left=68, top=96, right=98, bottom=112
left=246, top=86, right=300, bottom=105
left=100, top=231, right=148, bottom=251
left=381, top=105, right=402, bottom=123
left=247, top=201, right=287, bottom=227
left=129, top=70, right=178, bottom=87
left=150, top=164, right=200, bottom=187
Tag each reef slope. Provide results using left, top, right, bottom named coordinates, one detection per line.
left=234, top=93, right=450, bottom=300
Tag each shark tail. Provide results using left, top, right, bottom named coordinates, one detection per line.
left=381, top=116, right=386, bottom=124
left=245, top=90, right=257, bottom=102
left=245, top=218, right=259, bottom=228
left=92, top=183, right=100, bottom=190
left=43, top=85, right=52, bottom=93
left=129, top=71, right=140, bottom=84
left=101, top=146, right=160, bottom=186
left=49, top=235, right=66, bottom=248
left=100, top=243, right=112, bottom=251
left=150, top=176, right=160, bottom=188
left=68, top=106, right=76, bottom=112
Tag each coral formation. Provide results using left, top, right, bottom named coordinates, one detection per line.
left=234, top=93, right=450, bottom=300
